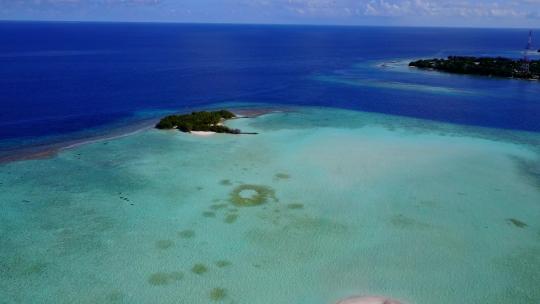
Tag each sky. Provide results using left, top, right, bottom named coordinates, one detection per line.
left=1, top=0, right=539, bottom=28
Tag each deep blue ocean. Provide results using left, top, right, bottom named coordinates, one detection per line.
left=1, top=22, right=539, bottom=155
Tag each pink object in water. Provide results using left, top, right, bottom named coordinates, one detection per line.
left=336, top=296, right=403, bottom=304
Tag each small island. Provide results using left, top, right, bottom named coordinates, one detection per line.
left=156, top=110, right=251, bottom=134
left=409, top=56, right=539, bottom=80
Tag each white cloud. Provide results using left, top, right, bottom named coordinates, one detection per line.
left=1, top=0, right=539, bottom=26
left=241, top=0, right=540, bottom=19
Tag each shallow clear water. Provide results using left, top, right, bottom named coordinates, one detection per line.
left=1, top=106, right=539, bottom=303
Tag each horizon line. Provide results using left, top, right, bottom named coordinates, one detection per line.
left=0, top=19, right=539, bottom=31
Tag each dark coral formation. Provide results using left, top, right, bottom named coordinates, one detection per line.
left=507, top=218, right=528, bottom=228
left=209, top=287, right=227, bottom=301
left=287, top=203, right=304, bottom=210
left=274, top=173, right=291, bottom=180
left=220, top=179, right=232, bottom=186
left=178, top=229, right=195, bottom=239
left=210, top=203, right=228, bottom=210
left=155, top=239, right=174, bottom=249
left=203, top=211, right=216, bottom=218
left=148, top=271, right=184, bottom=286
left=229, top=184, right=277, bottom=207
left=191, top=263, right=208, bottom=275
left=215, top=260, right=232, bottom=268
left=224, top=213, right=239, bottom=224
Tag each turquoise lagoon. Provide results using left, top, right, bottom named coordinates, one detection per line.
left=1, top=106, right=539, bottom=304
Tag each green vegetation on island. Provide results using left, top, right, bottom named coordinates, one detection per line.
left=156, top=110, right=248, bottom=134
left=409, top=56, right=540, bottom=80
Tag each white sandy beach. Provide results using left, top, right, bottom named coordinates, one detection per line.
left=190, top=131, right=216, bottom=136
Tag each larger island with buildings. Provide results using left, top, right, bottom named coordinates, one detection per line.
left=409, top=56, right=540, bottom=80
